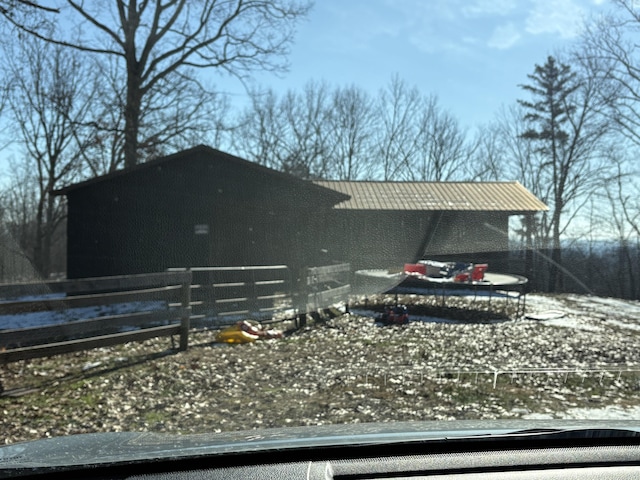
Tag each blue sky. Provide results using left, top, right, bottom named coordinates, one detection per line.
left=0, top=0, right=612, bottom=183
left=218, top=0, right=609, bottom=130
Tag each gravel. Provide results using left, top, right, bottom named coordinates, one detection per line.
left=3, top=292, right=640, bottom=445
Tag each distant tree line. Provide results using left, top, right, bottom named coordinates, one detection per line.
left=232, top=76, right=481, bottom=182
left=1, top=0, right=640, bottom=301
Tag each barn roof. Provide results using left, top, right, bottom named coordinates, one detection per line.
left=313, top=180, right=548, bottom=213
left=53, top=145, right=349, bottom=205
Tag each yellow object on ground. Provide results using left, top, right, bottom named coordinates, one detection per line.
left=216, top=320, right=284, bottom=344
left=216, top=325, right=260, bottom=344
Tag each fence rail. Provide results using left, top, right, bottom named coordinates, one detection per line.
left=0, top=264, right=353, bottom=364
left=166, top=264, right=352, bottom=325
left=0, top=285, right=184, bottom=315
left=0, top=271, right=190, bottom=299
left=168, top=266, right=294, bottom=324
left=0, top=271, right=192, bottom=364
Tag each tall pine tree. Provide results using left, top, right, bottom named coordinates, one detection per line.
left=518, top=56, right=580, bottom=292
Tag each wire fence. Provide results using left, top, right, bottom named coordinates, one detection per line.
left=311, top=365, right=640, bottom=390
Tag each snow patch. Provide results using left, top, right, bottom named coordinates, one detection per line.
left=524, top=405, right=640, bottom=420
left=541, top=317, right=603, bottom=332
left=0, top=300, right=167, bottom=330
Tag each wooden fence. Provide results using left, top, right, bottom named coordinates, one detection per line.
left=0, top=271, right=192, bottom=364
left=169, top=263, right=351, bottom=325
left=0, top=264, right=352, bottom=365
left=168, top=266, right=293, bottom=324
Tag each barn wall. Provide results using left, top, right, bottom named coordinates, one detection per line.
left=65, top=147, right=521, bottom=279
left=66, top=149, right=340, bottom=278
left=323, top=210, right=434, bottom=271
left=322, top=210, right=511, bottom=272
left=424, top=212, right=512, bottom=271
left=425, top=212, right=509, bottom=255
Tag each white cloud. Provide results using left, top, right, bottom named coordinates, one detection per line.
left=525, top=0, right=586, bottom=39
left=332, top=0, right=597, bottom=57
left=377, top=0, right=461, bottom=53
left=462, top=0, right=518, bottom=17
left=487, top=22, right=522, bottom=49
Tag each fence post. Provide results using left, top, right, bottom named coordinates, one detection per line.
left=179, top=269, right=192, bottom=351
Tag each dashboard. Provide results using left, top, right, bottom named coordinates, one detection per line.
left=6, top=429, right=640, bottom=479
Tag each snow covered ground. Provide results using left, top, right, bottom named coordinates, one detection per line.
left=524, top=406, right=640, bottom=420
left=524, top=293, right=640, bottom=333
left=522, top=293, right=640, bottom=420
left=0, top=299, right=166, bottom=330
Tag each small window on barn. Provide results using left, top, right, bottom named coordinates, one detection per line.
left=194, top=224, right=209, bottom=235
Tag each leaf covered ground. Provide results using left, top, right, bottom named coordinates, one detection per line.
left=3, top=293, right=640, bottom=445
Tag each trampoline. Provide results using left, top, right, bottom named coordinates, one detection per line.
left=355, top=269, right=529, bottom=317
left=403, top=270, right=528, bottom=317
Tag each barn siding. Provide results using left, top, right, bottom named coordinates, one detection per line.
left=322, top=210, right=510, bottom=271
left=425, top=212, right=509, bottom=256
left=64, top=147, right=344, bottom=278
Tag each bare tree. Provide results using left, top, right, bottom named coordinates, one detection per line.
left=237, top=81, right=336, bottom=179
left=12, top=0, right=311, bottom=169
left=580, top=0, right=640, bottom=148
left=0, top=160, right=42, bottom=282
left=372, top=77, right=473, bottom=181
left=374, top=75, right=423, bottom=180
left=239, top=76, right=474, bottom=181
left=3, top=35, right=94, bottom=275
left=235, top=88, right=289, bottom=171
left=518, top=55, right=611, bottom=291
left=411, top=95, right=472, bottom=181
left=0, top=0, right=58, bottom=25
left=70, top=56, right=127, bottom=176
left=279, top=81, right=335, bottom=178
left=468, top=123, right=504, bottom=181
left=328, top=85, right=376, bottom=180
left=604, top=162, right=639, bottom=298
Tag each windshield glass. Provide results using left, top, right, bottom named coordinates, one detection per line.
left=2, top=0, right=640, bottom=450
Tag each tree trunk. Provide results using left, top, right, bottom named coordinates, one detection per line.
left=123, top=3, right=142, bottom=170
left=524, top=214, right=534, bottom=286
left=124, top=71, right=142, bottom=169
left=622, top=240, right=636, bottom=299
left=42, top=191, right=56, bottom=277
left=549, top=219, right=562, bottom=292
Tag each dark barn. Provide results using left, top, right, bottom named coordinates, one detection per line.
left=314, top=181, right=548, bottom=272
left=56, top=146, right=547, bottom=280
left=55, top=146, right=348, bottom=278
